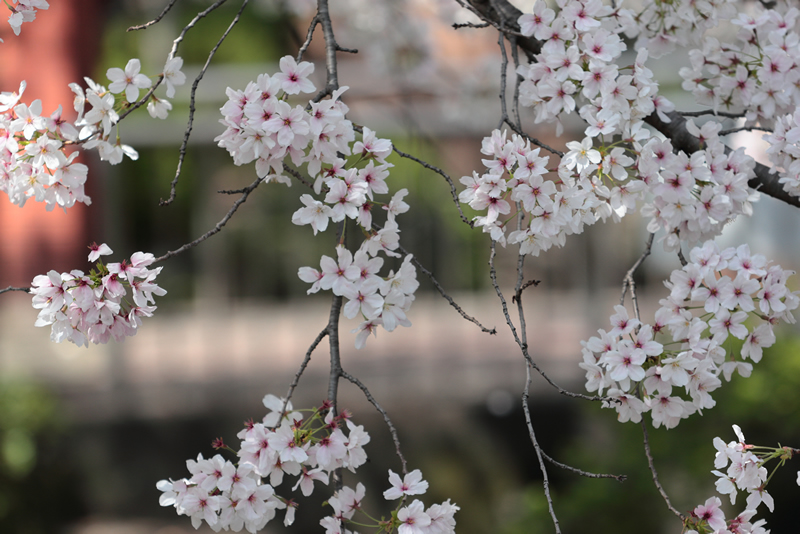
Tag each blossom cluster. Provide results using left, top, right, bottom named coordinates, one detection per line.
left=30, top=243, right=165, bottom=346
left=0, top=82, right=89, bottom=210
left=517, top=1, right=668, bottom=137
left=679, top=3, right=800, bottom=126
left=215, top=56, right=418, bottom=349
left=675, top=2, right=800, bottom=199
left=508, top=2, right=764, bottom=253
left=580, top=241, right=798, bottom=429
left=684, top=425, right=799, bottom=534
left=158, top=395, right=457, bottom=534
left=0, top=57, right=184, bottom=210
left=627, top=0, right=735, bottom=58
left=460, top=129, right=604, bottom=255
left=321, top=469, right=458, bottom=534
left=636, top=122, right=758, bottom=251
left=2, top=0, right=48, bottom=39
left=300, top=247, right=418, bottom=349
left=765, top=108, right=800, bottom=198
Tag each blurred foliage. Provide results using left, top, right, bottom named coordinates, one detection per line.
left=500, top=331, right=800, bottom=534
left=0, top=381, right=84, bottom=533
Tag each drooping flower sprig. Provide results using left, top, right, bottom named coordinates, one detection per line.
left=580, top=240, right=798, bottom=429
left=0, top=56, right=185, bottom=210
left=30, top=242, right=165, bottom=346
left=158, top=394, right=457, bottom=534
left=683, top=425, right=799, bottom=534
left=215, top=56, right=418, bottom=349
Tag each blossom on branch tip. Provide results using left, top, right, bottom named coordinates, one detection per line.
left=383, top=469, right=429, bottom=500
left=107, top=58, right=152, bottom=103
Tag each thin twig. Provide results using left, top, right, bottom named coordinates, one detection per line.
left=503, top=118, right=565, bottom=157
left=167, top=0, right=229, bottom=60
left=497, top=31, right=510, bottom=131
left=341, top=370, right=408, bottom=475
left=488, top=242, right=602, bottom=401
left=161, top=0, right=249, bottom=206
left=513, top=279, right=540, bottom=303
left=127, top=0, right=180, bottom=31
left=0, top=286, right=29, bottom=294
left=154, top=176, right=261, bottom=263
left=640, top=419, right=685, bottom=519
left=453, top=21, right=490, bottom=29
left=296, top=15, right=320, bottom=63
left=677, top=247, right=688, bottom=267
left=509, top=34, right=523, bottom=131
left=118, top=75, right=165, bottom=122
left=283, top=164, right=315, bottom=189
left=392, top=240, right=497, bottom=335
left=541, top=450, right=627, bottom=481
left=620, top=233, right=654, bottom=323
left=217, top=187, right=250, bottom=194
left=719, top=126, right=770, bottom=136
left=278, top=327, right=329, bottom=423
left=523, top=362, right=562, bottom=534
left=677, top=109, right=745, bottom=118
left=392, top=146, right=473, bottom=227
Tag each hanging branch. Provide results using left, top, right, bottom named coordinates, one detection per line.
left=341, top=370, right=408, bottom=475
left=161, top=0, right=250, bottom=206
left=488, top=242, right=604, bottom=401
left=523, top=362, right=562, bottom=534
left=641, top=419, right=685, bottom=519
left=279, top=327, right=330, bottom=421
left=541, top=450, right=627, bottom=481
left=127, top=0, right=180, bottom=31
left=392, top=146, right=474, bottom=227
left=620, top=233, right=655, bottom=322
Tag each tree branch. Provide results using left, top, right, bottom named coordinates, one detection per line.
left=0, top=286, right=30, bottom=295
left=161, top=0, right=249, bottom=206
left=127, top=0, right=179, bottom=31
left=154, top=175, right=261, bottom=263
left=640, top=419, right=685, bottom=520
left=341, top=370, right=408, bottom=475
left=489, top=241, right=603, bottom=401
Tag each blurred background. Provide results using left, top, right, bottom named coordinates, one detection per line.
left=1, top=0, right=800, bottom=533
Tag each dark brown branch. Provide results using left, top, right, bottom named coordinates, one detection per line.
left=620, top=233, right=654, bottom=323
left=641, top=419, right=685, bottom=520
left=0, top=286, right=30, bottom=294
left=128, top=0, right=180, bottom=31
left=392, top=146, right=473, bottom=227
left=154, top=176, right=261, bottom=263
left=643, top=110, right=800, bottom=208
left=279, top=327, right=329, bottom=423
left=678, top=110, right=745, bottom=118
left=453, top=21, right=489, bottom=29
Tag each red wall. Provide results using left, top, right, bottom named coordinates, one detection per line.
left=0, top=1, right=106, bottom=286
